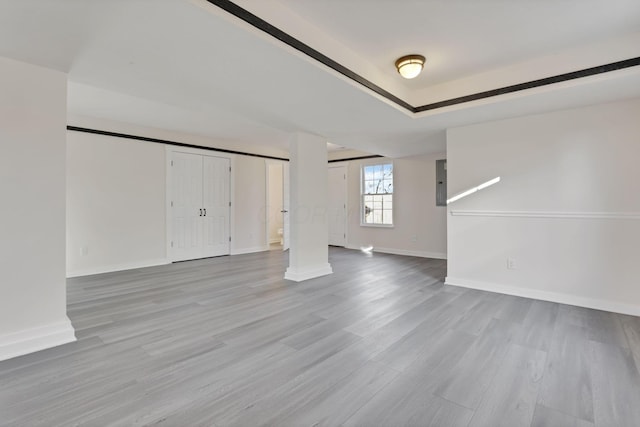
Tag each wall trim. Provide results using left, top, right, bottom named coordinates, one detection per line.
left=449, top=210, right=640, bottom=220
left=346, top=244, right=447, bottom=260
left=67, top=125, right=289, bottom=161
left=68, top=126, right=385, bottom=164
left=445, top=276, right=640, bottom=317
left=66, top=258, right=169, bottom=278
left=328, top=155, right=382, bottom=163
left=0, top=318, right=76, bottom=362
left=231, top=245, right=270, bottom=255
left=284, top=263, right=333, bottom=282
left=206, top=0, right=640, bottom=114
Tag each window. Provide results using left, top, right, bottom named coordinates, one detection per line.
left=361, top=163, right=393, bottom=226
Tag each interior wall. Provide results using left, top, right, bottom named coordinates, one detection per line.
left=233, top=156, right=268, bottom=254
left=66, top=118, right=271, bottom=275
left=446, top=97, right=640, bottom=315
left=0, top=56, right=75, bottom=360
left=66, top=132, right=166, bottom=276
left=267, top=163, right=284, bottom=244
left=340, top=153, right=448, bottom=259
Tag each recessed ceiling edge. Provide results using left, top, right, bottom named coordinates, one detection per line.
left=206, top=0, right=640, bottom=115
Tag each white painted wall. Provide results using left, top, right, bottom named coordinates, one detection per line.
left=0, top=56, right=75, bottom=361
left=66, top=132, right=166, bottom=276
left=267, top=163, right=284, bottom=244
left=233, top=156, right=268, bottom=254
left=446, top=97, right=640, bottom=315
left=66, top=117, right=272, bottom=274
left=340, top=154, right=448, bottom=259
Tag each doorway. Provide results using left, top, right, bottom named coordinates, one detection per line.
left=266, top=161, right=289, bottom=251
left=328, top=165, right=347, bottom=247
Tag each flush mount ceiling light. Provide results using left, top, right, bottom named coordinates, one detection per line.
left=395, top=54, right=426, bottom=79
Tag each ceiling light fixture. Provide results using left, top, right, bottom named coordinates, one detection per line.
left=395, top=54, right=426, bottom=79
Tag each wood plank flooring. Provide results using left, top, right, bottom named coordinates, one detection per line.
left=1, top=248, right=640, bottom=426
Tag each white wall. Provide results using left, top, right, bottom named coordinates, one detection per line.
left=267, top=163, right=284, bottom=244
left=0, top=56, right=75, bottom=361
left=66, top=132, right=166, bottom=276
left=340, top=154, right=448, bottom=259
left=66, top=118, right=272, bottom=274
left=446, top=97, right=640, bottom=315
left=233, top=156, right=268, bottom=254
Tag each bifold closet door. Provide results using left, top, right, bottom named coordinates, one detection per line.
left=172, top=152, right=204, bottom=262
left=202, top=156, right=230, bottom=257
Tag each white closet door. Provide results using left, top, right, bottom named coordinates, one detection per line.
left=172, top=152, right=204, bottom=261
left=328, top=165, right=347, bottom=246
left=202, top=155, right=230, bottom=257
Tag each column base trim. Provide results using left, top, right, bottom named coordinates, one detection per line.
left=284, top=263, right=333, bottom=282
left=0, top=318, right=77, bottom=362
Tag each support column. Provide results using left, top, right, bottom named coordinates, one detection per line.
left=0, top=56, right=75, bottom=361
left=284, top=132, right=333, bottom=282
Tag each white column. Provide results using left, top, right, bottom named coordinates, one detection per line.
left=0, top=56, right=75, bottom=361
left=284, top=132, right=333, bottom=282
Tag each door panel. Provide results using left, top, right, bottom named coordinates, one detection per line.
left=172, top=152, right=204, bottom=261
left=203, top=155, right=230, bottom=257
left=328, top=166, right=347, bottom=246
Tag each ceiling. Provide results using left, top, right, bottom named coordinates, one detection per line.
left=1, top=0, right=639, bottom=158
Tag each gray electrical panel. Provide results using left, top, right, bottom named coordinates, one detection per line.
left=436, top=159, right=447, bottom=206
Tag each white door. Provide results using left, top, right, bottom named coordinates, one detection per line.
left=171, top=152, right=230, bottom=261
left=283, top=163, right=290, bottom=251
left=202, top=156, right=230, bottom=257
left=172, top=152, right=204, bottom=261
left=328, top=165, right=347, bottom=246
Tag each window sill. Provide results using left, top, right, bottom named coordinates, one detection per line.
left=360, top=223, right=394, bottom=228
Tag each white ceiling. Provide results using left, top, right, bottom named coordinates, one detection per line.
left=1, top=0, right=639, bottom=157
left=273, top=0, right=640, bottom=88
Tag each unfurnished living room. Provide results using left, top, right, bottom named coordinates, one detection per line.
left=1, top=1, right=640, bottom=426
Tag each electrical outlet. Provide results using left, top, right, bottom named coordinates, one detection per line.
left=411, top=235, right=418, bottom=242
left=81, top=246, right=89, bottom=256
left=507, top=258, right=516, bottom=270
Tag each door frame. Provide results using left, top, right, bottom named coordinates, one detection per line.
left=328, top=163, right=349, bottom=247
left=264, top=160, right=288, bottom=250
left=166, top=145, right=236, bottom=262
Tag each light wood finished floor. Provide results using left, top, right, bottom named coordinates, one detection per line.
left=2, top=248, right=640, bottom=426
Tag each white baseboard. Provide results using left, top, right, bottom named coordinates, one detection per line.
left=231, top=245, right=269, bottom=255
left=0, top=318, right=76, bottom=362
left=67, top=258, right=169, bottom=278
left=269, top=238, right=281, bottom=244
left=445, top=276, right=640, bottom=317
left=285, top=263, right=333, bottom=282
left=345, top=244, right=447, bottom=260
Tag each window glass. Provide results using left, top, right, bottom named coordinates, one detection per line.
left=362, top=163, right=393, bottom=226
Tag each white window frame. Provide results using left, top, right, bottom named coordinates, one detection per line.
left=360, top=161, right=394, bottom=227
